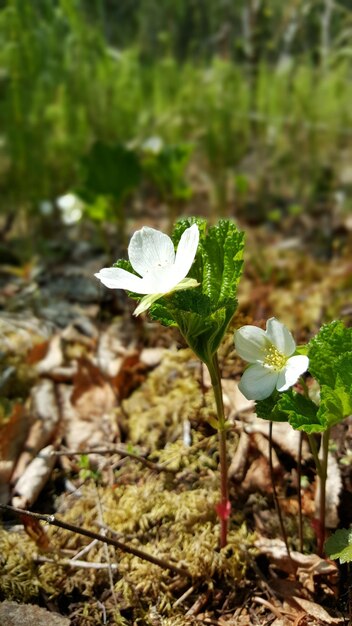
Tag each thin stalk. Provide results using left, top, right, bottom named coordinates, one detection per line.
left=318, top=428, right=330, bottom=556
left=298, top=376, right=310, bottom=552
left=297, top=431, right=304, bottom=553
left=268, top=421, right=291, bottom=559
left=207, top=353, right=229, bottom=549
left=0, top=504, right=191, bottom=578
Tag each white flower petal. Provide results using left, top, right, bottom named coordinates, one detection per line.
left=128, top=227, right=175, bottom=276
left=235, top=325, right=268, bottom=363
left=266, top=317, right=296, bottom=356
left=173, top=224, right=199, bottom=284
left=95, top=267, right=149, bottom=293
left=239, top=364, right=279, bottom=401
left=276, top=355, right=309, bottom=392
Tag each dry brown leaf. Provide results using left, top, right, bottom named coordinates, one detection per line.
left=289, top=596, right=342, bottom=624
left=71, top=357, right=107, bottom=404
left=0, top=402, right=29, bottom=503
left=35, top=334, right=63, bottom=374
left=241, top=456, right=272, bottom=493
left=20, top=513, right=51, bottom=551
left=140, top=347, right=165, bottom=368
left=245, top=420, right=311, bottom=462
left=96, top=318, right=137, bottom=377
left=59, top=359, right=118, bottom=452
left=112, top=351, right=147, bottom=400
left=26, top=340, right=50, bottom=365
left=12, top=445, right=56, bottom=508
left=11, top=379, right=61, bottom=483
left=255, top=537, right=339, bottom=591
left=221, top=380, right=255, bottom=416
left=228, top=430, right=251, bottom=480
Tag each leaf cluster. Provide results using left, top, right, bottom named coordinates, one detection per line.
left=150, top=218, right=245, bottom=365
left=256, top=321, right=352, bottom=434
left=325, top=528, right=352, bottom=564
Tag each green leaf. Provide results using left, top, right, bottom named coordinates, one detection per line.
left=152, top=219, right=244, bottom=363
left=335, top=351, right=352, bottom=393
left=325, top=528, right=352, bottom=563
left=202, top=220, right=244, bottom=307
left=316, top=385, right=352, bottom=430
left=308, top=321, right=352, bottom=388
left=276, top=390, right=321, bottom=433
left=255, top=391, right=289, bottom=423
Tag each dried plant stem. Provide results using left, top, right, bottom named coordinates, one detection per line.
left=50, top=445, right=173, bottom=473
left=268, top=421, right=291, bottom=559
left=35, top=556, right=119, bottom=570
left=297, top=431, right=304, bottom=553
left=0, top=504, right=191, bottom=578
left=207, top=353, right=229, bottom=549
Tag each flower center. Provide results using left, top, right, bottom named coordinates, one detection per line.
left=264, top=345, right=287, bottom=371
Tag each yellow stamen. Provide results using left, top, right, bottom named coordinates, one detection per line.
left=264, top=345, right=287, bottom=371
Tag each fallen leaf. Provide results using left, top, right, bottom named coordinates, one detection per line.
left=11, top=379, right=61, bottom=483
left=290, top=596, right=342, bottom=624
left=0, top=402, right=29, bottom=502
left=12, top=445, right=56, bottom=508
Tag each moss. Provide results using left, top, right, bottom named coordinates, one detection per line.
left=0, top=530, right=40, bottom=601
left=119, top=349, right=204, bottom=448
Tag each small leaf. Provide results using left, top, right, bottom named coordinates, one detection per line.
left=277, top=390, right=321, bottom=433
left=308, top=321, right=352, bottom=388
left=255, top=391, right=288, bottom=423
left=325, top=528, right=352, bottom=563
left=317, top=385, right=352, bottom=429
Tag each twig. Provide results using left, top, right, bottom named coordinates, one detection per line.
left=252, top=596, right=285, bottom=621
left=35, top=556, right=119, bottom=570
left=50, top=445, right=175, bottom=473
left=269, top=421, right=291, bottom=559
left=0, top=503, right=191, bottom=578
left=173, top=585, right=195, bottom=608
left=71, top=538, right=99, bottom=560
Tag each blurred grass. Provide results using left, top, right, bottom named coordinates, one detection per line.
left=1, top=0, right=352, bottom=233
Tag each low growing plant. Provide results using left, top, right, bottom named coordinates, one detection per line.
left=96, top=217, right=351, bottom=557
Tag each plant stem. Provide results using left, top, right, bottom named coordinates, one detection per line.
left=268, top=421, right=291, bottom=559
left=297, top=431, right=304, bottom=553
left=207, top=353, right=229, bottom=549
left=318, top=428, right=330, bottom=556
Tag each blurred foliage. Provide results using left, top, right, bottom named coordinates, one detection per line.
left=1, top=0, right=352, bottom=230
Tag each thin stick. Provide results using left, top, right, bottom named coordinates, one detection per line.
left=268, top=421, right=291, bottom=559
left=50, top=446, right=174, bottom=473
left=297, top=431, right=304, bottom=553
left=0, top=504, right=191, bottom=578
left=35, top=556, right=119, bottom=570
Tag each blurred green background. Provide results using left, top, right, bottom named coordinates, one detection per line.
left=1, top=0, right=352, bottom=247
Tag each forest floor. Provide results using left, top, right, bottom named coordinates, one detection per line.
left=0, top=208, right=351, bottom=625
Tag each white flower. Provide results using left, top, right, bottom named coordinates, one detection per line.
left=142, top=136, right=163, bottom=154
left=234, top=317, right=309, bottom=401
left=95, top=224, right=199, bottom=316
left=57, top=193, right=83, bottom=225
